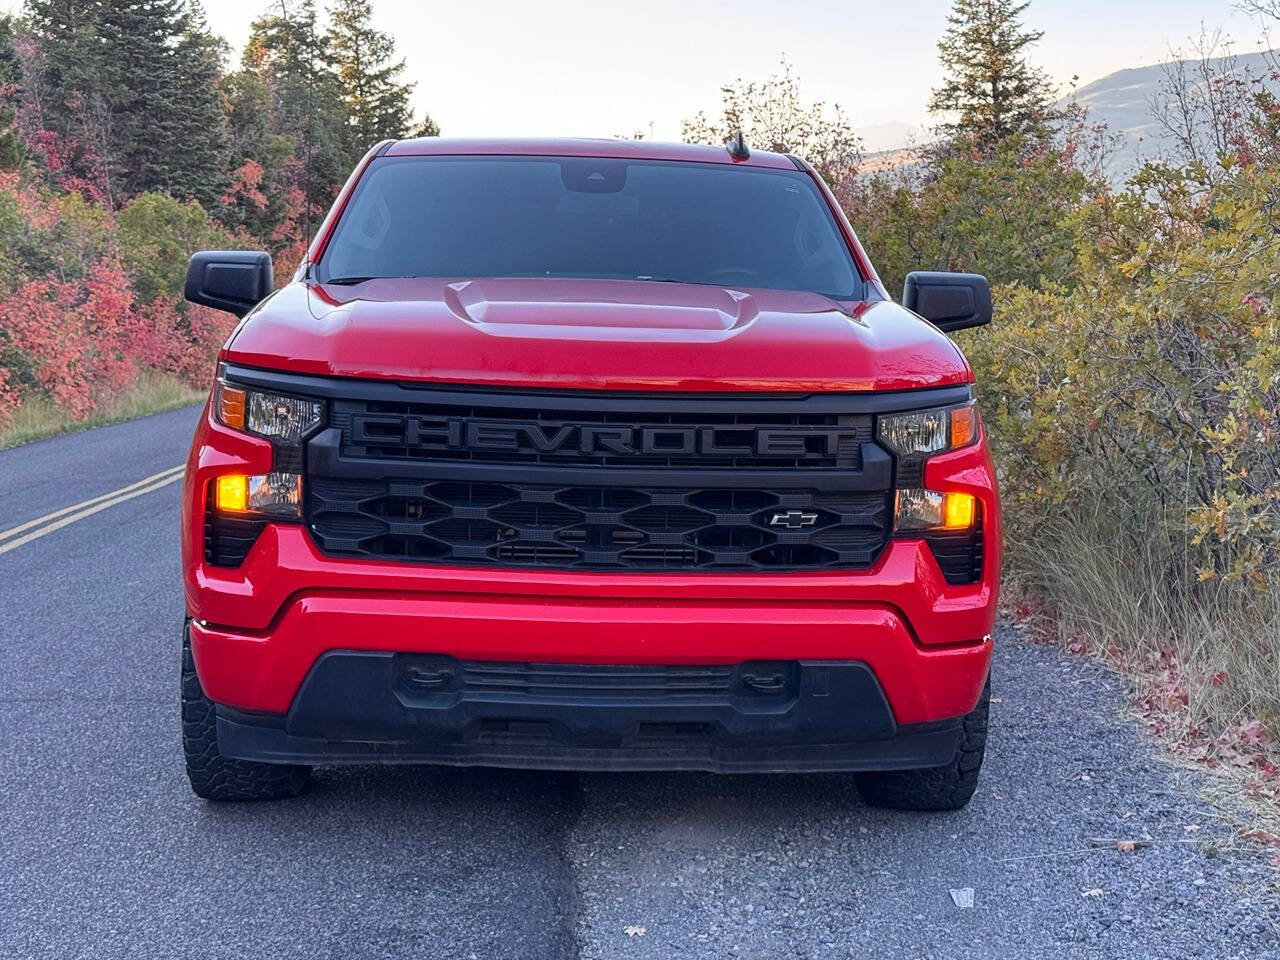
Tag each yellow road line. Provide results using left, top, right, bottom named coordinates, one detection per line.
left=0, top=469, right=185, bottom=556
left=0, top=464, right=184, bottom=543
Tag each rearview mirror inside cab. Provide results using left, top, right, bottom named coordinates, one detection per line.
left=184, top=250, right=274, bottom=317
left=902, top=271, right=992, bottom=333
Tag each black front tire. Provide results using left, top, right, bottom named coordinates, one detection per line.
left=181, top=623, right=311, bottom=801
left=854, top=677, right=990, bottom=812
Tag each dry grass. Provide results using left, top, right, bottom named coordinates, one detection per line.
left=1006, top=512, right=1280, bottom=848
left=0, top=370, right=205, bottom=450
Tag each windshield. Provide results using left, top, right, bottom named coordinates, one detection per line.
left=319, top=155, right=862, bottom=299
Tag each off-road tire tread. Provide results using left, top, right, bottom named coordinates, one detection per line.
left=182, top=625, right=310, bottom=801
left=854, top=677, right=990, bottom=811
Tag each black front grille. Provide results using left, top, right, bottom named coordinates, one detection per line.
left=201, top=371, right=983, bottom=575
left=331, top=397, right=871, bottom=470
left=308, top=477, right=891, bottom=571
left=303, top=385, right=899, bottom=571
left=459, top=661, right=734, bottom=699
left=394, top=657, right=799, bottom=703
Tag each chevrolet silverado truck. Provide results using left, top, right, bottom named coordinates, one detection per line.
left=180, top=137, right=999, bottom=809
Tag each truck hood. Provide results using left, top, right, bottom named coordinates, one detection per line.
left=223, top=277, right=972, bottom=392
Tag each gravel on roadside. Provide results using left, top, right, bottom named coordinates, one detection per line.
left=565, top=630, right=1279, bottom=960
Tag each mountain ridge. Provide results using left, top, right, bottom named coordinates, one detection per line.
left=860, top=48, right=1280, bottom=182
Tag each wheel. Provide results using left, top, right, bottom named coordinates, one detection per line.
left=181, top=622, right=311, bottom=801
left=855, top=676, right=990, bottom=812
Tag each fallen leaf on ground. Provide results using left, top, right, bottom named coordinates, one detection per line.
left=1115, top=840, right=1137, bottom=853
left=1243, top=830, right=1280, bottom=847
left=1238, top=719, right=1270, bottom=746
left=1081, top=888, right=1104, bottom=898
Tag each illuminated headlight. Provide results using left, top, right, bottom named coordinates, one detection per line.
left=895, top=489, right=976, bottom=531
left=877, top=400, right=979, bottom=457
left=214, top=472, right=303, bottom=518
left=215, top=380, right=322, bottom=443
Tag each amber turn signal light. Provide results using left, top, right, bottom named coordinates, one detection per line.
left=941, top=492, right=976, bottom=530
left=215, top=474, right=249, bottom=513
left=212, top=472, right=303, bottom=518
left=216, top=383, right=246, bottom=431
left=949, top=404, right=978, bottom=447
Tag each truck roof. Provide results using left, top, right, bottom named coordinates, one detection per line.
left=383, top=136, right=800, bottom=170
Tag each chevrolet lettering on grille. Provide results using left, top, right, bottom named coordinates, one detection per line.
left=350, top=415, right=864, bottom=460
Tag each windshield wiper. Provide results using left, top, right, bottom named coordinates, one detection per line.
left=324, top=276, right=381, bottom=285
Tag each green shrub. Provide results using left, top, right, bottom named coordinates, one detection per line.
left=951, top=159, right=1280, bottom=731
left=117, top=192, right=230, bottom=303
left=965, top=161, right=1280, bottom=590
left=845, top=133, right=1092, bottom=296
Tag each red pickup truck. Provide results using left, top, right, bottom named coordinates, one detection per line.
left=180, top=137, right=999, bottom=809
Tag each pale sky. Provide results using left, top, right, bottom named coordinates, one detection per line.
left=6, top=0, right=1276, bottom=139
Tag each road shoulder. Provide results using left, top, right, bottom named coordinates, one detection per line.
left=565, top=628, right=1278, bottom=959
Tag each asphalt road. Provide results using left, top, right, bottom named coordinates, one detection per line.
left=0, top=405, right=1276, bottom=959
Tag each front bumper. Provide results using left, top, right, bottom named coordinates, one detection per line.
left=214, top=653, right=970, bottom=772
left=183, top=399, right=1000, bottom=768
left=189, top=572, right=993, bottom=721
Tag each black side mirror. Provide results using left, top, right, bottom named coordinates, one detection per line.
left=184, top=251, right=273, bottom=317
left=902, top=271, right=992, bottom=333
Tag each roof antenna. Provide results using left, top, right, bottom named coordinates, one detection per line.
left=725, top=127, right=750, bottom=161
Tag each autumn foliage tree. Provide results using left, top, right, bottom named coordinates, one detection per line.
left=0, top=0, right=439, bottom=432
left=682, top=59, right=863, bottom=188
left=844, top=131, right=1093, bottom=295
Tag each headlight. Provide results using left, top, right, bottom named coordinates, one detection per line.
left=895, top=489, right=976, bottom=531
left=877, top=400, right=979, bottom=457
left=215, top=381, right=322, bottom=443
left=214, top=472, right=303, bottom=518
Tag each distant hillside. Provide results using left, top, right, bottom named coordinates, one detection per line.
left=858, top=49, right=1280, bottom=183
left=851, top=121, right=926, bottom=153
left=1056, top=49, right=1280, bottom=184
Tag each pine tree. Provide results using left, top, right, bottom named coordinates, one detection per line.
left=219, top=67, right=295, bottom=236
left=0, top=15, right=24, bottom=169
left=326, top=0, right=414, bottom=154
left=20, top=0, right=98, bottom=137
left=927, top=0, right=1055, bottom=144
left=22, top=0, right=227, bottom=206
left=21, top=0, right=113, bottom=200
left=94, top=0, right=186, bottom=198
left=243, top=0, right=347, bottom=226
left=158, top=4, right=229, bottom=208
left=410, top=113, right=440, bottom=138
